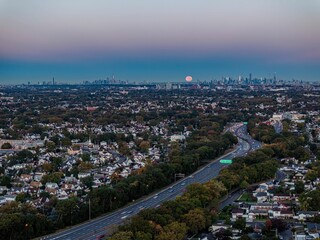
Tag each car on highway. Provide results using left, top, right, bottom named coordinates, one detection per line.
left=96, top=234, right=105, bottom=240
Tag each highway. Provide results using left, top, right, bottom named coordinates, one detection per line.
left=42, top=123, right=261, bottom=240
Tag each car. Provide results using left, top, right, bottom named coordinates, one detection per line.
left=153, top=195, right=158, bottom=199
left=121, top=215, right=128, bottom=219
left=96, top=234, right=105, bottom=240
left=181, top=182, right=185, bottom=186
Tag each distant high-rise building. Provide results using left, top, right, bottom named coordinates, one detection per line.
left=165, top=82, right=172, bottom=90
left=52, top=77, right=55, bottom=85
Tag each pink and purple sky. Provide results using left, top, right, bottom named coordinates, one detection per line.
left=0, top=0, right=319, bottom=83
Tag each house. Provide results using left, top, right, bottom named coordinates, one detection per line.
left=0, top=196, right=6, bottom=205
left=256, top=192, right=268, bottom=203
left=209, top=225, right=230, bottom=234
left=0, top=185, right=8, bottom=194
left=254, top=183, right=268, bottom=193
left=279, top=210, right=293, bottom=219
left=170, top=134, right=186, bottom=142
left=295, top=231, right=308, bottom=240
left=64, top=176, right=77, bottom=183
left=9, top=187, right=23, bottom=194
left=295, top=211, right=319, bottom=221
left=294, top=173, right=304, bottom=181
left=78, top=172, right=91, bottom=179
left=34, top=172, right=44, bottom=182
left=247, top=222, right=265, bottom=233
left=61, top=183, right=74, bottom=191
left=248, top=232, right=263, bottom=239
left=251, top=209, right=269, bottom=219
left=46, top=188, right=58, bottom=195
left=232, top=208, right=245, bottom=219
left=45, top=182, right=59, bottom=189
left=30, top=181, right=42, bottom=188
left=251, top=203, right=278, bottom=211
left=269, top=208, right=281, bottom=218
left=306, top=222, right=320, bottom=239
left=4, top=194, right=16, bottom=202
left=20, top=174, right=32, bottom=182
left=57, top=190, right=69, bottom=200
left=272, top=194, right=292, bottom=202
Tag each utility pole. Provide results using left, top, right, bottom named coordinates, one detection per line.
left=89, top=198, right=91, bottom=221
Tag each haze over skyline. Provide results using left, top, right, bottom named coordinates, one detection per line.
left=1, top=0, right=320, bottom=84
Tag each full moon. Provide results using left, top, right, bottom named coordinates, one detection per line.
left=185, top=76, right=193, bottom=82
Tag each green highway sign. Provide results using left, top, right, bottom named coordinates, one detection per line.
left=243, top=122, right=248, bottom=125
left=220, top=159, right=233, bottom=164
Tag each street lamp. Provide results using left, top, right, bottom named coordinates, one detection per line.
left=25, top=223, right=29, bottom=240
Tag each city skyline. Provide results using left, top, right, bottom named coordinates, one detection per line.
left=1, top=0, right=320, bottom=83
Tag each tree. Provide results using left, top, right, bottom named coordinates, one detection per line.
left=81, top=153, right=91, bottom=162
left=240, top=180, right=249, bottom=189
left=295, top=181, right=305, bottom=194
left=81, top=176, right=93, bottom=189
left=1, top=142, right=12, bottom=149
left=55, top=197, right=79, bottom=226
left=42, top=162, right=53, bottom=173
left=240, top=235, right=251, bottom=240
left=0, top=202, right=52, bottom=239
left=50, top=157, right=63, bottom=171
left=305, top=170, right=318, bottom=181
left=183, top=208, right=208, bottom=234
left=109, top=231, right=133, bottom=240
left=299, top=190, right=320, bottom=211
left=270, top=218, right=287, bottom=232
left=0, top=175, right=11, bottom=188
left=45, top=141, right=56, bottom=152
left=233, top=218, right=246, bottom=231
left=118, top=142, right=131, bottom=156
left=61, top=137, right=72, bottom=147
left=139, top=141, right=150, bottom=153
left=265, top=219, right=272, bottom=231
left=39, top=191, right=51, bottom=199
left=16, top=192, right=31, bottom=203
left=41, top=172, right=64, bottom=184
left=78, top=162, right=93, bottom=172
left=155, top=222, right=188, bottom=240
left=135, top=231, right=152, bottom=240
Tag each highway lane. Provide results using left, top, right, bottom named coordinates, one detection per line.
left=42, top=123, right=261, bottom=240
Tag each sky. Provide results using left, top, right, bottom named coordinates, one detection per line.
left=0, top=0, right=320, bottom=84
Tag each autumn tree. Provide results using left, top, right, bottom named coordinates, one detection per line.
left=155, top=222, right=188, bottom=240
